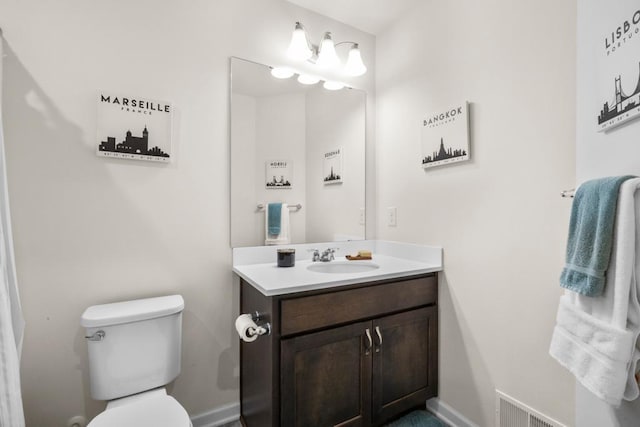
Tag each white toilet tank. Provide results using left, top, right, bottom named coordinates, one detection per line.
left=81, top=295, right=184, bottom=401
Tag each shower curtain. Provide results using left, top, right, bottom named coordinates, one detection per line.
left=0, top=30, right=26, bottom=427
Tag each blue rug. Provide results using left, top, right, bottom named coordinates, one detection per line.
left=386, top=410, right=445, bottom=427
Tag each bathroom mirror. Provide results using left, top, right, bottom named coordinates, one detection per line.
left=230, top=57, right=366, bottom=247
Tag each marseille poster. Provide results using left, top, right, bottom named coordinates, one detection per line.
left=595, top=4, right=640, bottom=132
left=97, top=92, right=173, bottom=162
left=421, top=102, right=470, bottom=169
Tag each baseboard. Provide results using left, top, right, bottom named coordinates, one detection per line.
left=190, top=402, right=240, bottom=427
left=191, top=398, right=471, bottom=427
left=427, top=397, right=479, bottom=427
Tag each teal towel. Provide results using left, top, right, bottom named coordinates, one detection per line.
left=386, top=410, right=444, bottom=427
left=267, top=203, right=282, bottom=236
left=560, top=176, right=635, bottom=296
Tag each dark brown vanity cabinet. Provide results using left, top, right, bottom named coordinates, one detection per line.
left=240, top=273, right=438, bottom=427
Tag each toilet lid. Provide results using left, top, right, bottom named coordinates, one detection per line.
left=88, top=394, right=191, bottom=427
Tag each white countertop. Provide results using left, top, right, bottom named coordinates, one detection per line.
left=232, top=240, right=443, bottom=296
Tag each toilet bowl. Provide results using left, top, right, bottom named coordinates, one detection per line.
left=81, top=295, right=190, bottom=427
left=87, top=388, right=191, bottom=427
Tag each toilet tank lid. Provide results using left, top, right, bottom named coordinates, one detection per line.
left=81, top=295, right=184, bottom=328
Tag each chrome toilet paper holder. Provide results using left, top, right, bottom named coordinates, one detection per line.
left=247, top=311, right=271, bottom=338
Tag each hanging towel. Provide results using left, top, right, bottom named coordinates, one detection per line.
left=265, top=203, right=290, bottom=245
left=560, top=176, right=635, bottom=297
left=267, top=203, right=282, bottom=236
left=550, top=178, right=640, bottom=406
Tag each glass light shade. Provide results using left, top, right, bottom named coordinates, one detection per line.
left=316, top=32, right=340, bottom=68
left=287, top=22, right=313, bottom=61
left=345, top=44, right=367, bottom=76
left=270, top=67, right=295, bottom=79
left=297, top=74, right=320, bottom=85
left=323, top=81, right=345, bottom=91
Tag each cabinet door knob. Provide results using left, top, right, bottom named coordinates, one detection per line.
left=365, top=328, right=372, bottom=355
left=374, top=326, right=382, bottom=352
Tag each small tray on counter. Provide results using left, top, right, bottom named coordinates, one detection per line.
left=345, top=255, right=373, bottom=261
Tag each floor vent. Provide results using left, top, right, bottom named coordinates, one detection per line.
left=496, top=390, right=565, bottom=427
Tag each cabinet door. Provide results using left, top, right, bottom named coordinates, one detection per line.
left=371, top=306, right=438, bottom=425
left=281, top=320, right=373, bottom=427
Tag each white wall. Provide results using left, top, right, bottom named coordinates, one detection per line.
left=375, top=1, right=577, bottom=426
left=0, top=0, right=375, bottom=425
left=305, top=87, right=366, bottom=242
left=575, top=0, right=640, bottom=425
left=231, top=94, right=259, bottom=247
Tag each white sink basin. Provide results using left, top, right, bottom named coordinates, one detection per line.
left=307, top=261, right=380, bottom=274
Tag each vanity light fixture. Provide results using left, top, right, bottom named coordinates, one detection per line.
left=287, top=21, right=367, bottom=76
left=316, top=32, right=340, bottom=68
left=287, top=22, right=313, bottom=61
left=344, top=44, right=367, bottom=76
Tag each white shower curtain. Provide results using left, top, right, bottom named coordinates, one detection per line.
left=0, top=30, right=26, bottom=427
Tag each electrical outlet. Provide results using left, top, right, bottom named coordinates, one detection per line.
left=387, top=207, right=397, bottom=227
left=359, top=208, right=365, bottom=225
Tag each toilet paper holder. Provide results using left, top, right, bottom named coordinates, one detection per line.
left=246, top=311, right=271, bottom=338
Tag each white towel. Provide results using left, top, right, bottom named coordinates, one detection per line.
left=264, top=203, right=290, bottom=246
left=550, top=178, right=640, bottom=406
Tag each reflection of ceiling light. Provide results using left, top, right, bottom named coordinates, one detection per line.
left=316, top=32, right=340, bottom=68
left=287, top=22, right=313, bottom=61
left=297, top=74, right=320, bottom=85
left=323, top=81, right=345, bottom=91
left=270, top=67, right=295, bottom=79
left=344, top=44, right=367, bottom=77
left=266, top=65, right=347, bottom=92
left=286, top=22, right=367, bottom=76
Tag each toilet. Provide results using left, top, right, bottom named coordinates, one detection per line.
left=80, top=295, right=192, bottom=427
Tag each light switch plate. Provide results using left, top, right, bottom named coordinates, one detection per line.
left=387, top=207, right=397, bottom=227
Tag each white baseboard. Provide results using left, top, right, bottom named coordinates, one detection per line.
left=190, top=398, right=472, bottom=427
left=427, top=397, right=479, bottom=427
left=190, top=402, right=240, bottom=427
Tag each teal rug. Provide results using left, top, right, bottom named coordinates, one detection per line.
left=386, top=410, right=445, bottom=427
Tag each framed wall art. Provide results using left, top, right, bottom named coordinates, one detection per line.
left=594, top=6, right=640, bottom=132
left=97, top=92, right=173, bottom=163
left=421, top=101, right=470, bottom=169
left=323, top=147, right=343, bottom=184
left=265, top=160, right=292, bottom=189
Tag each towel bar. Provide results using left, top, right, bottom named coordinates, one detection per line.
left=257, top=203, right=302, bottom=211
left=561, top=189, right=575, bottom=198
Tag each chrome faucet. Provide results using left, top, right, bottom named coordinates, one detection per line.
left=309, top=249, right=321, bottom=262
left=308, top=248, right=339, bottom=262
left=321, top=248, right=338, bottom=262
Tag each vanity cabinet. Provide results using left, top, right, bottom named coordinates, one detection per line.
left=239, top=273, right=438, bottom=427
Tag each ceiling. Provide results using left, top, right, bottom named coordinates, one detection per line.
left=286, top=0, right=421, bottom=35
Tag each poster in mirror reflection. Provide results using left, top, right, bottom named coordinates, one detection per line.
left=323, top=147, right=343, bottom=184
left=265, top=160, right=292, bottom=189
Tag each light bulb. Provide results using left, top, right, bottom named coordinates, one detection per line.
left=345, top=43, right=367, bottom=76
left=287, top=22, right=313, bottom=61
left=270, top=67, right=295, bottom=79
left=323, top=81, right=345, bottom=91
left=316, top=32, right=340, bottom=68
left=297, top=74, right=320, bottom=85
